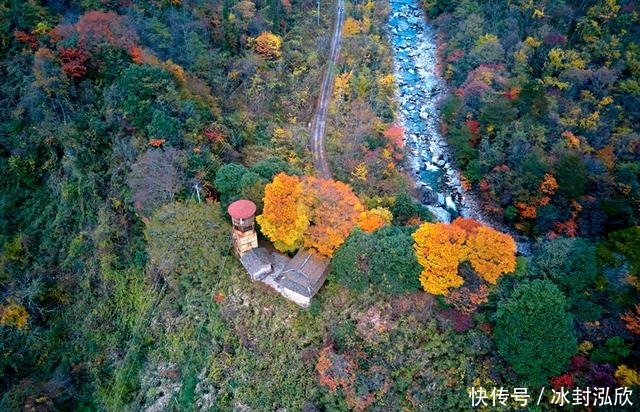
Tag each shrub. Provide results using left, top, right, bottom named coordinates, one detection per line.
left=528, top=237, right=599, bottom=320
left=391, top=193, right=432, bottom=225
left=145, top=202, right=230, bottom=292
left=494, top=280, right=577, bottom=386
left=332, top=227, right=421, bottom=294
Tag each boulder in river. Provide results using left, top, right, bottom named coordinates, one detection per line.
left=419, top=186, right=438, bottom=204
left=427, top=206, right=452, bottom=223
left=445, top=195, right=457, bottom=212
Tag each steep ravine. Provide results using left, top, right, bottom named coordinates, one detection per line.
left=387, top=0, right=531, bottom=254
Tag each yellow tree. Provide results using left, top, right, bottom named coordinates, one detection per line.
left=333, top=71, right=352, bottom=101
left=466, top=226, right=517, bottom=284
left=413, top=218, right=517, bottom=294
left=358, top=207, right=392, bottom=233
left=256, top=173, right=309, bottom=252
left=258, top=174, right=363, bottom=257
left=412, top=222, right=468, bottom=295
left=0, top=299, right=29, bottom=330
left=342, top=17, right=361, bottom=36
left=452, top=217, right=516, bottom=284
left=254, top=31, right=282, bottom=60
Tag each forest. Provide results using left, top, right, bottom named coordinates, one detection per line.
left=0, top=0, right=639, bottom=411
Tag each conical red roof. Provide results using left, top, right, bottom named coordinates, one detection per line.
left=227, top=199, right=257, bottom=219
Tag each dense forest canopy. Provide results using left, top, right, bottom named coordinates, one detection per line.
left=0, top=0, right=638, bottom=410
left=428, top=0, right=640, bottom=237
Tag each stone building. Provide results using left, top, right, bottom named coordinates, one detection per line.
left=228, top=199, right=329, bottom=307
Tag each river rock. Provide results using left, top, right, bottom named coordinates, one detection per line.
left=445, top=195, right=457, bottom=212
left=427, top=206, right=451, bottom=223
left=425, top=162, right=439, bottom=172
left=419, top=186, right=438, bottom=204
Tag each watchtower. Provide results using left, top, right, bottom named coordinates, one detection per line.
left=227, top=199, right=258, bottom=256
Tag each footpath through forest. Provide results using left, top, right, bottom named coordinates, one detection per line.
left=310, top=0, right=345, bottom=179
left=310, top=0, right=530, bottom=253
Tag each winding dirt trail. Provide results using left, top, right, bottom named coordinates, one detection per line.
left=310, top=0, right=345, bottom=179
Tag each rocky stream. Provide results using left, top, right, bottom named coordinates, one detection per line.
left=388, top=0, right=531, bottom=254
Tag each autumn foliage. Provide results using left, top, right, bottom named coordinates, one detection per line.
left=549, top=373, right=574, bottom=390
left=615, top=365, right=640, bottom=387
left=14, top=31, right=38, bottom=49
left=75, top=11, right=139, bottom=50
left=315, top=345, right=390, bottom=410
left=343, top=17, right=361, bottom=36
left=621, top=304, right=640, bottom=335
left=315, top=346, right=356, bottom=392
left=58, top=47, right=90, bottom=78
left=203, top=124, right=226, bottom=144
left=358, top=207, right=392, bottom=233
left=539, top=173, right=559, bottom=195
left=256, top=173, right=310, bottom=252
left=254, top=31, right=282, bottom=60
left=303, top=177, right=365, bottom=256
left=148, top=139, right=166, bottom=148
left=412, top=218, right=516, bottom=295
left=0, top=299, right=29, bottom=330
left=412, top=221, right=468, bottom=295
left=466, top=226, right=517, bottom=284
left=257, top=173, right=364, bottom=256
left=445, top=284, right=490, bottom=314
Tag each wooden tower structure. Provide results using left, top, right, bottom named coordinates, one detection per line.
left=227, top=199, right=258, bottom=256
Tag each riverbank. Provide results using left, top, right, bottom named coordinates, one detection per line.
left=387, top=0, right=531, bottom=253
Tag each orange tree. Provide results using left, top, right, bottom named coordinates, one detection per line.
left=621, top=304, right=640, bottom=335
left=358, top=207, right=392, bottom=233
left=412, top=218, right=516, bottom=294
left=257, top=174, right=363, bottom=257
left=304, top=176, right=364, bottom=256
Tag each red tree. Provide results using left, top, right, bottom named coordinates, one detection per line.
left=58, top=47, right=90, bottom=78
left=14, top=31, right=38, bottom=49
left=315, top=346, right=356, bottom=392
left=75, top=11, right=139, bottom=50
